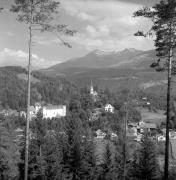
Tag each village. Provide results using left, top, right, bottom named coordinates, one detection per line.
left=1, top=82, right=176, bottom=146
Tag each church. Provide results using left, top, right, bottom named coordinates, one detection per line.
left=90, top=80, right=98, bottom=97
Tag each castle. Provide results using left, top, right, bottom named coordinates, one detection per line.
left=20, top=103, right=66, bottom=119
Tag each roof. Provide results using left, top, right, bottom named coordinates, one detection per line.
left=44, top=105, right=66, bottom=110
left=140, top=123, right=157, bottom=129
left=128, top=123, right=138, bottom=127
left=105, top=104, right=114, bottom=108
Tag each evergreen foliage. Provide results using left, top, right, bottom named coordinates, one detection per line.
left=80, top=138, right=97, bottom=180
left=134, top=1, right=176, bottom=178
left=0, top=66, right=78, bottom=110
left=129, top=134, right=160, bottom=180
left=0, top=117, right=20, bottom=180
left=62, top=114, right=83, bottom=180
left=100, top=143, right=113, bottom=180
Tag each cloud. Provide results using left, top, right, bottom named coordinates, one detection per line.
left=78, top=12, right=94, bottom=21
left=0, top=48, right=60, bottom=69
left=0, top=31, right=14, bottom=37
left=60, top=0, right=154, bottom=51
left=68, top=32, right=153, bottom=51
left=33, top=35, right=68, bottom=47
left=86, top=25, right=109, bottom=38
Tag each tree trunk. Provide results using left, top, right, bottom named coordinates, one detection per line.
left=164, top=47, right=172, bottom=180
left=24, top=2, right=33, bottom=180
left=123, top=102, right=128, bottom=180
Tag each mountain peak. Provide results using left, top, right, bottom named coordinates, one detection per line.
left=92, top=49, right=116, bottom=56
left=122, top=48, right=142, bottom=53
left=44, top=48, right=154, bottom=71
left=91, top=48, right=142, bottom=56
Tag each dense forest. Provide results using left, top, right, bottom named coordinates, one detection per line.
left=0, top=98, right=176, bottom=180
left=0, top=66, right=79, bottom=111
left=0, top=66, right=168, bottom=112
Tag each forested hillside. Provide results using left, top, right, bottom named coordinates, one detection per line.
left=0, top=66, right=78, bottom=110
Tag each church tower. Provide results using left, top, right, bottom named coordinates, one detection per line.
left=90, top=80, right=94, bottom=95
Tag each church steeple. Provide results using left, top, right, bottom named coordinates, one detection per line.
left=90, top=80, right=94, bottom=95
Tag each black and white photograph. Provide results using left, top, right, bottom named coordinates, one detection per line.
left=0, top=0, right=176, bottom=179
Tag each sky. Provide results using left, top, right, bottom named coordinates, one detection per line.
left=0, top=0, right=160, bottom=69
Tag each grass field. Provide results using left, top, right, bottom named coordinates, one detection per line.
left=170, top=140, right=176, bottom=160
left=138, top=107, right=166, bottom=126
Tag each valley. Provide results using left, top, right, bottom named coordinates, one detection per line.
left=40, top=48, right=170, bottom=94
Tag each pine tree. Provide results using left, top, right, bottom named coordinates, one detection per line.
left=112, top=138, right=130, bottom=180
left=42, top=132, right=59, bottom=180
left=129, top=134, right=160, bottom=180
left=112, top=152, right=124, bottom=180
left=99, top=143, right=113, bottom=180
left=134, top=1, right=176, bottom=178
left=29, top=112, right=47, bottom=180
left=11, top=1, right=75, bottom=179
left=62, top=115, right=83, bottom=180
left=18, top=112, right=47, bottom=180
left=80, top=138, right=97, bottom=180
left=0, top=118, right=20, bottom=180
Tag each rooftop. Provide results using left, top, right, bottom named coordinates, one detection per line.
left=44, top=105, right=66, bottom=110
left=140, top=123, right=157, bottom=129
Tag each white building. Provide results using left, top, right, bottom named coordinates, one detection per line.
left=105, top=104, right=115, bottom=113
left=157, top=135, right=166, bottom=141
left=90, top=80, right=98, bottom=97
left=111, top=132, right=118, bottom=138
left=20, top=103, right=66, bottom=119
left=42, top=105, right=66, bottom=119
left=95, top=129, right=106, bottom=139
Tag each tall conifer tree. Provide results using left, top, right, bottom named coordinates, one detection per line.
left=134, top=1, right=176, bottom=178
left=11, top=1, right=75, bottom=179
left=129, top=134, right=160, bottom=180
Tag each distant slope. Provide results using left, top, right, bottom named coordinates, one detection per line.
left=0, top=66, right=78, bottom=110
left=39, top=48, right=171, bottom=93
left=46, top=48, right=155, bottom=71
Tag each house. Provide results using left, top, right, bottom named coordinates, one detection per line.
left=105, top=104, right=114, bottom=113
left=42, top=105, right=66, bottom=119
left=0, top=109, right=18, bottom=117
left=95, top=129, right=106, bottom=139
left=146, top=102, right=151, bottom=105
left=134, top=133, right=143, bottom=142
left=138, top=121, right=157, bottom=133
left=157, top=135, right=166, bottom=141
left=111, top=132, right=118, bottom=138
left=128, top=127, right=138, bottom=137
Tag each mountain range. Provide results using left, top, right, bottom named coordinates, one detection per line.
left=40, top=48, right=171, bottom=94
left=45, top=48, right=155, bottom=71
